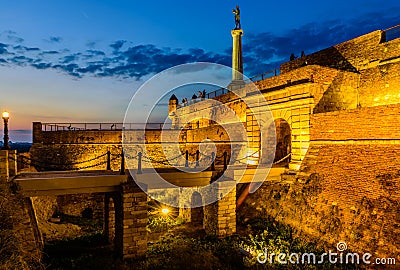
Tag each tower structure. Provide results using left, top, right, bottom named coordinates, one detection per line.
left=168, top=94, right=179, bottom=129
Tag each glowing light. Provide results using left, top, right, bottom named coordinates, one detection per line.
left=247, top=150, right=258, bottom=157
left=2, top=111, right=9, bottom=120
left=161, top=208, right=170, bottom=215
left=247, top=160, right=257, bottom=165
left=246, top=148, right=259, bottom=165
left=293, top=164, right=301, bottom=170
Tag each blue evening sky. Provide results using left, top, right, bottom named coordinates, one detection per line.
left=0, top=0, right=399, bottom=141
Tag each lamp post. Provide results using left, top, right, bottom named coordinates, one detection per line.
left=2, top=111, right=10, bottom=150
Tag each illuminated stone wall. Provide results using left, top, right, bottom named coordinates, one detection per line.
left=241, top=103, right=400, bottom=261
left=281, top=29, right=400, bottom=108
left=177, top=179, right=237, bottom=237
left=30, top=122, right=240, bottom=171
left=172, top=63, right=362, bottom=170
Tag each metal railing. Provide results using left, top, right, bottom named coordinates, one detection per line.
left=41, top=122, right=172, bottom=131
left=180, top=88, right=230, bottom=107
left=178, top=68, right=281, bottom=107
left=205, top=87, right=230, bottom=99
left=384, top=24, right=400, bottom=42
left=245, top=68, right=280, bottom=83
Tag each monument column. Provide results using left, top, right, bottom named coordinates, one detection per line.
left=229, top=6, right=245, bottom=90
left=231, top=29, right=244, bottom=81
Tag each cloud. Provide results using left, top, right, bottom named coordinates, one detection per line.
left=0, top=10, right=399, bottom=80
left=110, top=40, right=126, bottom=51
left=86, top=40, right=97, bottom=48
left=61, top=54, right=80, bottom=63
left=48, top=36, right=62, bottom=43
left=0, top=43, right=8, bottom=54
left=7, top=36, right=24, bottom=43
left=13, top=45, right=40, bottom=52
left=85, top=49, right=105, bottom=56
left=31, top=62, right=52, bottom=69
left=40, top=50, right=59, bottom=55
left=10, top=55, right=33, bottom=64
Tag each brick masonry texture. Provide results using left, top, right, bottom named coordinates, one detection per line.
left=242, top=143, right=400, bottom=262
left=311, top=103, right=400, bottom=141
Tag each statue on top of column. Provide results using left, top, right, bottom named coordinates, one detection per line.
left=232, top=5, right=241, bottom=29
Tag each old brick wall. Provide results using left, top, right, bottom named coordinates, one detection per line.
left=30, top=123, right=241, bottom=171
left=358, top=61, right=400, bottom=107
left=120, top=180, right=148, bottom=259
left=310, top=103, right=400, bottom=140
left=242, top=104, right=400, bottom=261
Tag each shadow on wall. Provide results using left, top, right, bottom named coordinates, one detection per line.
left=191, top=192, right=204, bottom=225
left=282, top=47, right=358, bottom=74
left=274, top=119, right=291, bottom=166
left=313, top=71, right=359, bottom=113
left=30, top=145, right=76, bottom=171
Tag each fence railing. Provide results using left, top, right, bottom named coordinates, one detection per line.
left=206, top=87, right=230, bottom=99
left=178, top=68, right=281, bottom=107
left=245, top=68, right=280, bottom=83
left=41, top=122, right=172, bottom=131
left=384, top=24, right=400, bottom=42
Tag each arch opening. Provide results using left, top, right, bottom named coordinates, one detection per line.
left=274, top=119, right=291, bottom=166
left=190, top=192, right=204, bottom=225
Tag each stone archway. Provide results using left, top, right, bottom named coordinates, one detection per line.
left=191, top=192, right=204, bottom=225
left=274, top=119, right=291, bottom=165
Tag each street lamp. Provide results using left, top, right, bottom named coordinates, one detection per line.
left=2, top=111, right=10, bottom=150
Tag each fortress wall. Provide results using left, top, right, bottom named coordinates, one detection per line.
left=252, top=65, right=360, bottom=115
left=175, top=94, right=247, bottom=127
left=30, top=123, right=236, bottom=170
left=310, top=103, right=400, bottom=140
left=358, top=61, right=400, bottom=107
left=280, top=30, right=400, bottom=108
left=34, top=129, right=122, bottom=144
left=255, top=65, right=338, bottom=92
left=280, top=30, right=385, bottom=73
left=241, top=143, right=400, bottom=261
left=30, top=142, right=124, bottom=171
left=311, top=71, right=359, bottom=113
left=241, top=104, right=400, bottom=261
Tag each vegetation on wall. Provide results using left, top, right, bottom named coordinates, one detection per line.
left=0, top=183, right=43, bottom=270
